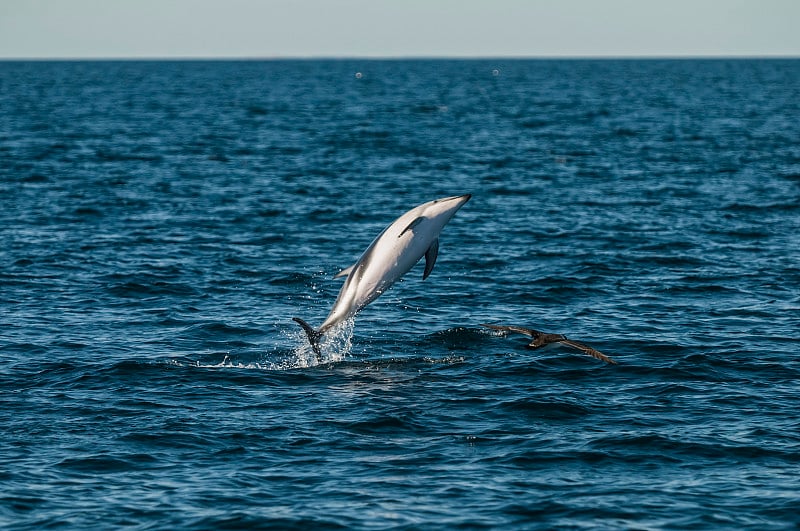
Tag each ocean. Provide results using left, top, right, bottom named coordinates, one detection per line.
left=1, top=58, right=799, bottom=529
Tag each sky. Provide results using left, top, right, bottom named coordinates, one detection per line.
left=1, top=0, right=799, bottom=59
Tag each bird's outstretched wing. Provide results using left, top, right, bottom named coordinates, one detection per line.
left=481, top=324, right=540, bottom=337
left=558, top=339, right=616, bottom=364
left=482, top=323, right=616, bottom=364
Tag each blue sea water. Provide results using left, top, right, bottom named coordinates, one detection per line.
left=1, top=59, right=799, bottom=529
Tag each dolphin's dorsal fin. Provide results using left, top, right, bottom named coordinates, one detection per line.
left=333, top=265, right=355, bottom=279
left=399, top=216, right=424, bottom=237
left=423, top=238, right=439, bottom=280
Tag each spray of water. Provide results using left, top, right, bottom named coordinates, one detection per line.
left=291, top=317, right=355, bottom=367
left=164, top=318, right=358, bottom=371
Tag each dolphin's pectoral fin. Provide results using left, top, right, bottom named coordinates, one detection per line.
left=333, top=265, right=355, bottom=279
left=399, top=216, right=424, bottom=237
left=292, top=317, right=322, bottom=360
left=423, top=238, right=439, bottom=280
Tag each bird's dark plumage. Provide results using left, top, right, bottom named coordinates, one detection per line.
left=481, top=324, right=616, bottom=364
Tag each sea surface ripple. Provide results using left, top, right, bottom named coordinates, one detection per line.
left=2, top=59, right=800, bottom=529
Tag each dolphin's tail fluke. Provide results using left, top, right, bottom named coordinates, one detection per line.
left=292, top=317, right=322, bottom=360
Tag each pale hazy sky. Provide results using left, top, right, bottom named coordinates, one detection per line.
left=1, top=0, right=798, bottom=59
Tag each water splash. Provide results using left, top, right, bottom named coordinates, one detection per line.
left=291, top=317, right=355, bottom=367
left=162, top=319, right=357, bottom=372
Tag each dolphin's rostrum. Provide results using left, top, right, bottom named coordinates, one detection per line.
left=481, top=324, right=616, bottom=364
left=294, top=194, right=471, bottom=358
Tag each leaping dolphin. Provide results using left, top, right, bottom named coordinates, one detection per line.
left=294, top=194, right=471, bottom=358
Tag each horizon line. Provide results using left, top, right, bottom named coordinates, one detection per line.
left=2, top=54, right=799, bottom=62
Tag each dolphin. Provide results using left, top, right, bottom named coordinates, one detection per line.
left=293, top=194, right=471, bottom=358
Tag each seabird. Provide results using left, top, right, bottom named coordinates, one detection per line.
left=481, top=324, right=616, bottom=364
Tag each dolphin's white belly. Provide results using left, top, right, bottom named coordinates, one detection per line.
left=319, top=230, right=428, bottom=332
